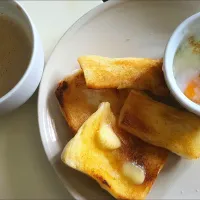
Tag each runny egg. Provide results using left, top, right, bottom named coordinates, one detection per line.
left=174, top=36, right=200, bottom=104
left=184, top=75, right=200, bottom=104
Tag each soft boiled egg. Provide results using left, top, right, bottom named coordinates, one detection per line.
left=174, top=36, right=200, bottom=104
left=184, top=75, right=200, bottom=104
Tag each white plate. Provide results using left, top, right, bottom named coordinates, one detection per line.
left=38, top=1, right=200, bottom=199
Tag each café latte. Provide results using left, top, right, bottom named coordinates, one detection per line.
left=0, top=15, right=32, bottom=98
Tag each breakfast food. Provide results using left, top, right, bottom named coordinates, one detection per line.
left=78, top=55, right=169, bottom=96
left=55, top=70, right=129, bottom=132
left=61, top=102, right=168, bottom=199
left=184, top=75, right=200, bottom=104
left=119, top=90, right=200, bottom=159
left=174, top=36, right=200, bottom=104
left=57, top=53, right=200, bottom=199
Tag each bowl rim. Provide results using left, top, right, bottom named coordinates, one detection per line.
left=163, top=12, right=200, bottom=116
left=0, top=0, right=35, bottom=103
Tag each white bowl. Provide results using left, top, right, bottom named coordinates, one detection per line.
left=163, top=12, right=200, bottom=116
left=0, top=1, right=44, bottom=115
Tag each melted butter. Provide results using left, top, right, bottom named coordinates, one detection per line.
left=98, top=123, right=121, bottom=150
left=122, top=162, right=145, bottom=185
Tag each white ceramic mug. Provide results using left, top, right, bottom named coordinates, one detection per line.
left=0, top=1, right=44, bottom=115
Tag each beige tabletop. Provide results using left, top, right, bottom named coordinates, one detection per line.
left=0, top=1, right=101, bottom=199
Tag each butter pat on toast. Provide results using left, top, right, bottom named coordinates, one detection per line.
left=62, top=102, right=168, bottom=199
left=119, top=90, right=200, bottom=159
left=78, top=55, right=169, bottom=96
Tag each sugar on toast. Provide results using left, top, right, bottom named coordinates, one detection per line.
left=55, top=70, right=129, bottom=133
left=119, top=90, right=200, bottom=159
left=78, top=55, right=169, bottom=96
left=62, top=102, right=168, bottom=199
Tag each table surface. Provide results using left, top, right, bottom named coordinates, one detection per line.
left=0, top=1, right=101, bottom=199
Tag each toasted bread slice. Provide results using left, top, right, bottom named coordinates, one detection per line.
left=55, top=70, right=129, bottom=133
left=78, top=55, right=169, bottom=96
left=119, top=90, right=200, bottom=159
left=62, top=102, right=168, bottom=200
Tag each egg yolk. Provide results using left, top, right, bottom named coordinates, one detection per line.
left=184, top=75, right=200, bottom=104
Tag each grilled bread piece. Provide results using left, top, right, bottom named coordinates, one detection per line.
left=78, top=55, right=169, bottom=96
left=119, top=90, right=200, bottom=159
left=62, top=102, right=168, bottom=200
left=55, top=70, right=129, bottom=132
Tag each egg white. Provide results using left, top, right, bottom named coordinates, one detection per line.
left=173, top=37, right=200, bottom=92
